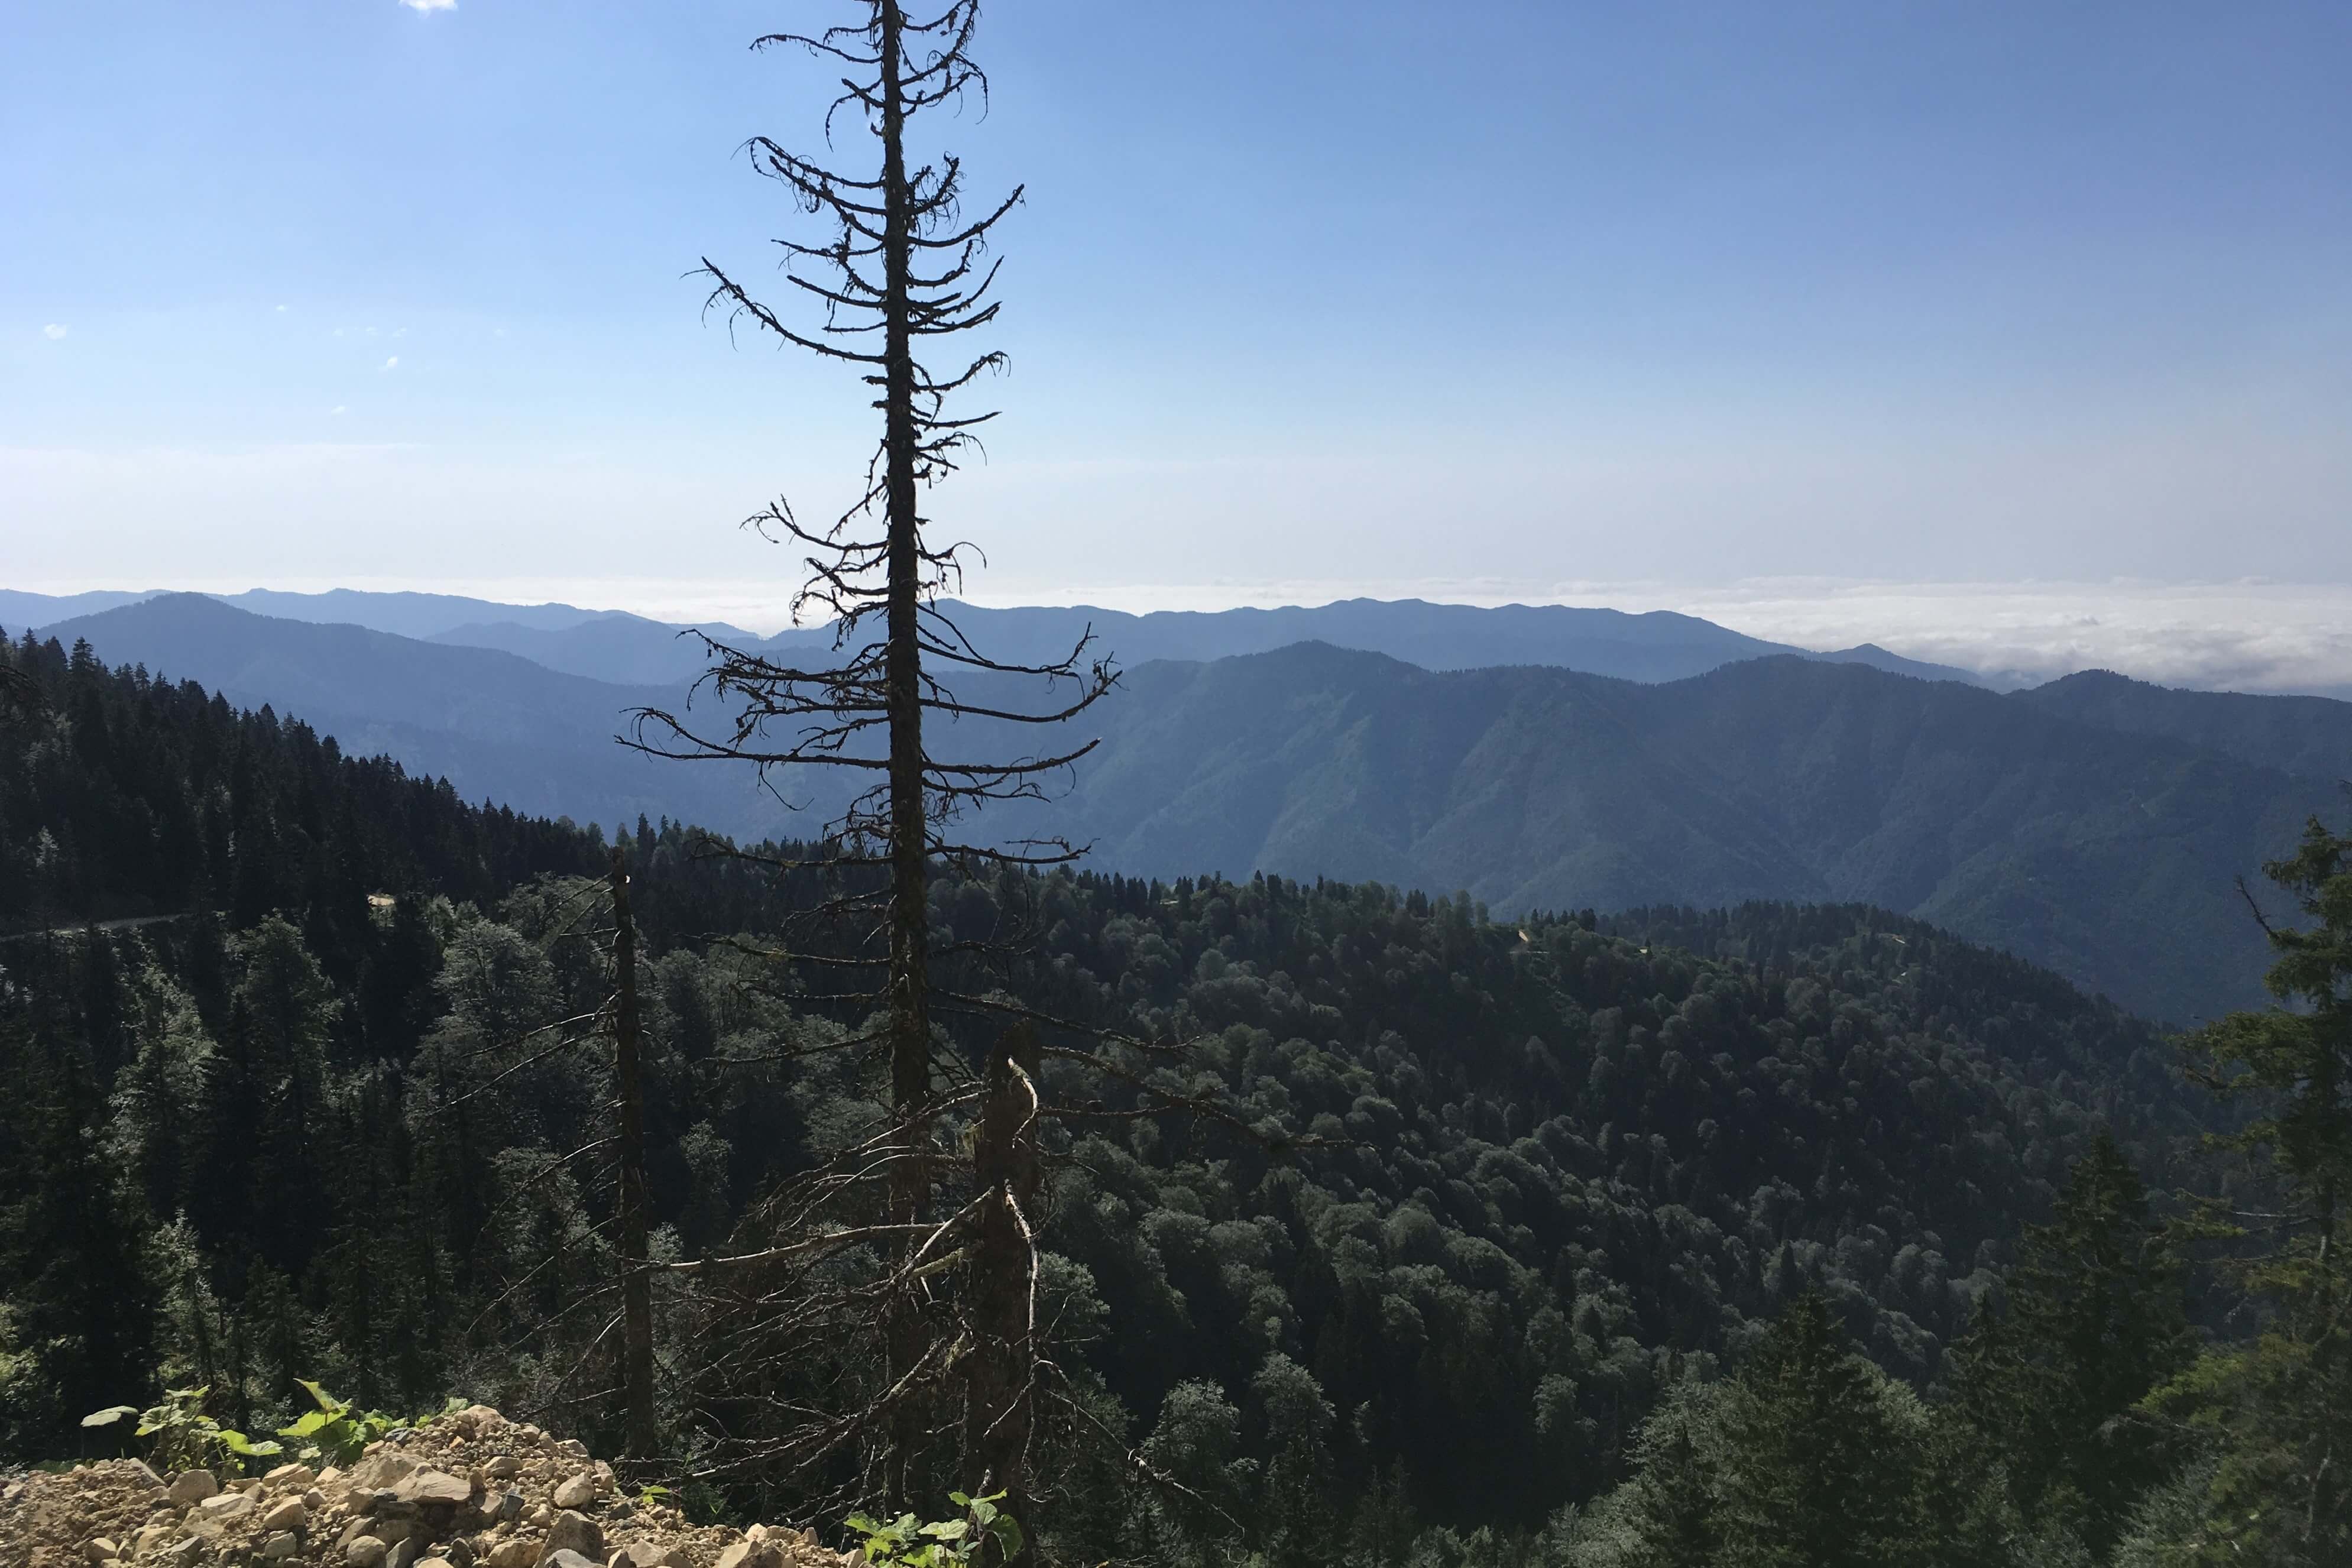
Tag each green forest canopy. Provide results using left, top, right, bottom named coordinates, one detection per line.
left=3, top=629, right=2343, bottom=1564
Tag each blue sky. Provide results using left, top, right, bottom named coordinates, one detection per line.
left=5, top=1, right=2350, bottom=652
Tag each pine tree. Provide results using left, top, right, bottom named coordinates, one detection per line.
left=1612, top=1388, right=1723, bottom=1568
left=0, top=1041, right=159, bottom=1453
left=1713, top=1292, right=1926, bottom=1568
left=1946, top=1133, right=2188, bottom=1556
left=2150, top=815, right=2352, bottom=1563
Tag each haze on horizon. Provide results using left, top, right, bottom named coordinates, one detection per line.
left=6, top=1, right=2350, bottom=688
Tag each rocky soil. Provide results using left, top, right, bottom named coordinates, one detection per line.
left=1, top=1407, right=849, bottom=1568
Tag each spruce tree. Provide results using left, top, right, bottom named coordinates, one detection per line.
left=2153, top=815, right=2352, bottom=1563
left=1945, top=1133, right=2188, bottom=1556
left=1713, top=1292, right=1926, bottom=1568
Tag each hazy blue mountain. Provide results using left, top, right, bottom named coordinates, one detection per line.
left=209, top=587, right=613, bottom=639
left=2015, top=668, right=2352, bottom=784
left=29, top=595, right=2331, bottom=1019
left=2, top=584, right=619, bottom=641
left=429, top=611, right=763, bottom=684
left=14, top=584, right=1985, bottom=686
left=30, top=594, right=793, bottom=840
left=417, top=594, right=1987, bottom=688
left=747, top=597, right=1988, bottom=686
left=954, top=644, right=2332, bottom=1021
left=0, top=588, right=161, bottom=626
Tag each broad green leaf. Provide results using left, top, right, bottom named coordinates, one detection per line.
left=82, top=1406, right=138, bottom=1427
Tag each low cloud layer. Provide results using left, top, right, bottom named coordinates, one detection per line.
left=1625, top=580, right=2352, bottom=698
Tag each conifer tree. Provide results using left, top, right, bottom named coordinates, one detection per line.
left=0, top=1036, right=159, bottom=1453
left=2150, top=814, right=2352, bottom=1563
left=1946, top=1132, right=2188, bottom=1556
left=1612, top=1391, right=1723, bottom=1568
left=1713, top=1292, right=1925, bottom=1568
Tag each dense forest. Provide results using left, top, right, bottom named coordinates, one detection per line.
left=8, top=628, right=2348, bottom=1563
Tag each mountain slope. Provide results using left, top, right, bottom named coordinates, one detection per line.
left=417, top=596, right=1988, bottom=688
left=970, top=646, right=2334, bottom=1020
left=746, top=597, right=1987, bottom=687
left=29, top=594, right=789, bottom=840
left=0, top=588, right=157, bottom=626
left=429, top=611, right=757, bottom=685
left=28, top=599, right=2332, bottom=1019
left=2015, top=668, right=2352, bottom=783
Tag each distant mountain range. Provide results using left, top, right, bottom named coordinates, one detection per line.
left=422, top=597, right=1986, bottom=689
left=17, top=594, right=785, bottom=839
left=17, top=590, right=2350, bottom=1022
left=1, top=585, right=1980, bottom=688
left=0, top=586, right=644, bottom=641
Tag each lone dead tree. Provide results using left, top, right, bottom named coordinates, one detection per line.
left=417, top=857, right=665, bottom=1457
left=630, top=0, right=1113, bottom=1518
left=609, top=848, right=659, bottom=1459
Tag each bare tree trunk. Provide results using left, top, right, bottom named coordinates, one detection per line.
left=878, top=0, right=934, bottom=1508
left=964, top=1023, right=1040, bottom=1556
left=610, top=846, right=658, bottom=1458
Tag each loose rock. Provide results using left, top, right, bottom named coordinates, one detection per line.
left=393, top=1472, right=471, bottom=1509
left=542, top=1511, right=604, bottom=1565
left=166, top=1472, right=220, bottom=1508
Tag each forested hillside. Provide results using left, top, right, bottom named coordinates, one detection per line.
left=1002, top=644, right=2340, bottom=1022
left=9, top=599, right=786, bottom=849
left=0, top=626, right=600, bottom=936
left=30, top=607, right=2346, bottom=1024
left=1, top=630, right=2233, bottom=1560
left=2016, top=668, right=2352, bottom=782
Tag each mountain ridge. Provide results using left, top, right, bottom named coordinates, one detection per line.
left=9, top=584, right=1982, bottom=688
left=20, top=595, right=2350, bottom=1021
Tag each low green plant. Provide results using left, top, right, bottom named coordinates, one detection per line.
left=274, top=1379, right=405, bottom=1468
left=84, top=1386, right=283, bottom=1475
left=845, top=1492, right=1024, bottom=1568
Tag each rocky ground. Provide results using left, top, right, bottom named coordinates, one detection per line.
left=1, top=1407, right=850, bottom=1568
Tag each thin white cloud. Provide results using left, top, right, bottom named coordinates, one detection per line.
left=331, top=406, right=348, bottom=416
left=383, top=356, right=400, bottom=371
left=400, top=0, right=456, bottom=12
left=42, top=324, right=68, bottom=341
